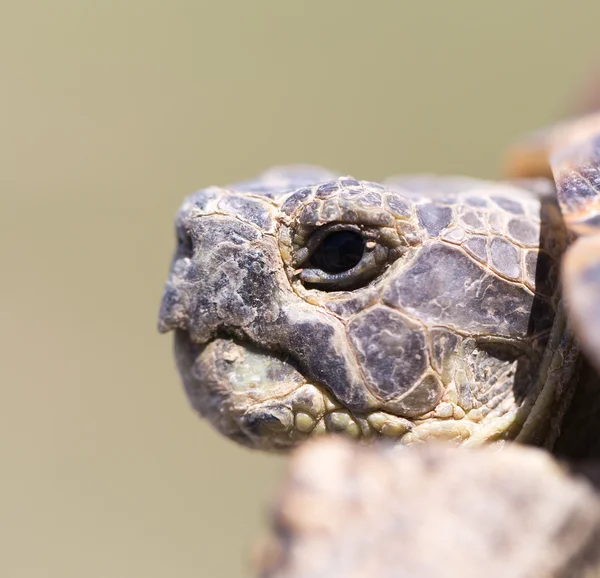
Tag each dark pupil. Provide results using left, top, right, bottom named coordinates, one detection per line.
left=311, top=231, right=365, bottom=273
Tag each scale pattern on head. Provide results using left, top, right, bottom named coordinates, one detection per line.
left=159, top=166, right=569, bottom=450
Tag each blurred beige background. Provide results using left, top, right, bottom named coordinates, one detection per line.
left=2, top=1, right=600, bottom=577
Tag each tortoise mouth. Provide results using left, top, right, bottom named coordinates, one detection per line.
left=171, top=330, right=505, bottom=451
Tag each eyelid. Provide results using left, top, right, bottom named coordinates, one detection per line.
left=292, top=223, right=365, bottom=268
left=299, top=267, right=359, bottom=284
left=299, top=244, right=388, bottom=286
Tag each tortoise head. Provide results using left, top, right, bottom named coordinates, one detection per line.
left=158, top=167, right=571, bottom=450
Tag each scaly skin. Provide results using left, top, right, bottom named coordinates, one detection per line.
left=157, top=115, right=600, bottom=578
left=159, top=167, right=588, bottom=452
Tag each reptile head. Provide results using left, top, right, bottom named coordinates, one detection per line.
left=159, top=167, right=571, bottom=450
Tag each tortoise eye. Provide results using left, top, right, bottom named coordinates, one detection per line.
left=310, top=231, right=365, bottom=273
left=296, top=227, right=390, bottom=291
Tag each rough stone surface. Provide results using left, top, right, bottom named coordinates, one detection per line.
left=257, top=439, right=600, bottom=578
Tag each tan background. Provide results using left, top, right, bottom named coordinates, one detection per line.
left=2, top=1, right=600, bottom=577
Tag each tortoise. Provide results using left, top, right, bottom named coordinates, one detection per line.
left=158, top=113, right=600, bottom=458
